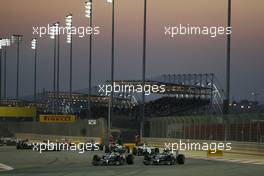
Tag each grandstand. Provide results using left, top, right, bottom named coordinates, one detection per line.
left=2, top=73, right=263, bottom=142
left=0, top=73, right=224, bottom=117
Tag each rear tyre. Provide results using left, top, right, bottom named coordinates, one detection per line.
left=16, top=143, right=20, bottom=150
left=144, top=160, right=150, bottom=165
left=132, top=147, right=138, bottom=156
left=126, top=154, right=134, bottom=165
left=154, top=148, right=159, bottom=154
left=99, top=145, right=103, bottom=151
left=176, top=154, right=185, bottom=165
left=115, top=156, right=124, bottom=166
left=105, top=146, right=110, bottom=153
left=92, top=155, right=100, bottom=166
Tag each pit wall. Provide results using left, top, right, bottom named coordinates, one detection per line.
left=0, top=118, right=106, bottom=139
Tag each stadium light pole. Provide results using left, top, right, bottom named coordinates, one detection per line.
left=11, top=35, right=23, bottom=101
left=223, top=0, right=232, bottom=141
left=105, top=0, right=115, bottom=145
left=0, top=39, right=2, bottom=102
left=66, top=14, right=73, bottom=111
left=56, top=23, right=61, bottom=114
left=2, top=38, right=11, bottom=100
left=140, top=0, right=147, bottom=140
left=49, top=23, right=59, bottom=113
left=85, top=0, right=93, bottom=119
left=31, top=38, right=37, bottom=103
left=0, top=38, right=10, bottom=101
left=224, top=0, right=232, bottom=115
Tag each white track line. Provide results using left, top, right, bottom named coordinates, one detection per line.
left=0, top=163, right=13, bottom=171
left=189, top=156, right=264, bottom=165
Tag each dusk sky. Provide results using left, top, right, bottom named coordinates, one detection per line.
left=0, top=0, right=263, bottom=101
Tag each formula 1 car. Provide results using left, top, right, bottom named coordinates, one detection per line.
left=35, top=140, right=62, bottom=152
left=132, top=144, right=160, bottom=156
left=0, top=141, right=4, bottom=146
left=16, top=139, right=33, bottom=149
left=16, top=140, right=61, bottom=152
left=92, top=145, right=134, bottom=166
left=143, top=150, right=185, bottom=165
left=1, top=137, right=17, bottom=146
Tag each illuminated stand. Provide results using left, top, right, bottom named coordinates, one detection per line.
left=31, top=38, right=37, bottom=103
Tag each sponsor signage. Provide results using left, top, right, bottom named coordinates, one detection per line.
left=39, top=115, right=76, bottom=123
left=88, top=120, right=96, bottom=125
left=207, top=149, right=224, bottom=157
left=0, top=107, right=36, bottom=117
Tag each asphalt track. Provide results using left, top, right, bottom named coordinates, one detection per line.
left=0, top=147, right=263, bottom=176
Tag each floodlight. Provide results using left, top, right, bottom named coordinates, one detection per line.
left=31, top=38, right=37, bottom=50
left=1, top=38, right=11, bottom=47
left=11, top=35, right=23, bottom=44
left=0, top=39, right=2, bottom=49
left=85, top=1, right=92, bottom=18
left=65, top=14, right=73, bottom=44
left=49, top=22, right=59, bottom=39
left=49, top=25, right=55, bottom=39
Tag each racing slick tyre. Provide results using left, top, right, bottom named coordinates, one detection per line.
left=176, top=154, right=185, bottom=165
left=132, top=147, right=138, bottom=156
left=115, top=156, right=125, bottom=166
left=125, top=146, right=130, bottom=153
left=126, top=154, right=134, bottom=165
left=154, top=148, right=159, bottom=154
left=92, top=155, right=101, bottom=166
left=143, top=154, right=152, bottom=165
left=143, top=160, right=151, bottom=165
left=16, top=142, right=22, bottom=150
left=99, top=145, right=104, bottom=151
left=167, top=158, right=176, bottom=165
left=105, top=145, right=110, bottom=153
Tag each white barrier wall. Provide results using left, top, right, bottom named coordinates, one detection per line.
left=0, top=118, right=107, bottom=139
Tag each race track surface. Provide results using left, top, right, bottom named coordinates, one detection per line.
left=0, top=147, right=263, bottom=176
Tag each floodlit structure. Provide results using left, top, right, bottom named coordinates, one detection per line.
left=11, top=35, right=23, bottom=100
left=31, top=38, right=37, bottom=102
left=49, top=23, right=60, bottom=113
left=65, top=14, right=73, bottom=109
left=1, top=38, right=11, bottom=99
left=84, top=0, right=93, bottom=120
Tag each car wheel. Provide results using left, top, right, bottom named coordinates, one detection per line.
left=105, top=146, right=110, bottom=153
left=116, top=157, right=124, bottom=166
left=143, top=160, right=150, bottom=165
left=99, top=145, right=103, bottom=151
left=92, top=155, right=101, bottom=166
left=154, top=148, right=159, bottom=154
left=132, top=147, right=137, bottom=156
left=93, top=155, right=100, bottom=161
left=176, top=154, right=185, bottom=165
left=126, top=154, right=134, bottom=165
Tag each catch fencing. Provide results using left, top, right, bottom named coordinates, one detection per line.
left=148, top=113, right=264, bottom=142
